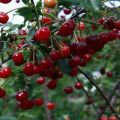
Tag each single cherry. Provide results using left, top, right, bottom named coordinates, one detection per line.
left=36, top=77, right=45, bottom=85
left=12, top=52, right=24, bottom=65
left=107, top=71, right=113, bottom=77
left=60, top=46, right=70, bottom=58
left=16, top=91, right=28, bottom=102
left=35, top=27, right=51, bottom=43
left=109, top=115, right=117, bottom=120
left=74, top=82, right=83, bottom=89
left=0, top=88, right=6, bottom=98
left=34, top=98, right=44, bottom=106
left=0, top=12, right=9, bottom=24
left=64, top=86, right=73, bottom=94
left=47, top=102, right=56, bottom=110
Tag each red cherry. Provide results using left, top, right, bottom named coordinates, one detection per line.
left=18, top=29, right=27, bottom=36
left=0, top=12, right=9, bottom=24
left=108, top=31, right=117, bottom=41
left=69, top=56, right=80, bottom=68
left=16, top=91, right=28, bottom=102
left=47, top=80, right=57, bottom=89
left=0, top=67, right=12, bottom=78
left=63, top=8, right=72, bottom=14
left=70, top=67, right=78, bottom=76
left=35, top=27, right=51, bottom=42
left=0, top=0, right=11, bottom=4
left=0, top=88, right=6, bottom=98
left=100, top=115, right=109, bottom=120
left=104, top=19, right=115, bottom=30
left=64, top=86, right=73, bottom=94
left=41, top=17, right=52, bottom=25
left=83, top=54, right=91, bottom=62
left=36, top=77, right=45, bottom=85
left=23, top=63, right=34, bottom=76
left=50, top=50, right=61, bottom=61
left=17, top=39, right=25, bottom=49
left=99, top=33, right=109, bottom=44
left=75, top=82, right=83, bottom=89
left=109, top=115, right=117, bottom=120
left=60, top=46, right=70, bottom=58
left=107, top=71, right=113, bottom=77
left=47, top=102, right=56, bottom=110
left=19, top=99, right=34, bottom=110
left=77, top=22, right=86, bottom=31
left=98, top=17, right=106, bottom=24
left=33, top=65, right=40, bottom=74
left=115, top=20, right=120, bottom=30
left=12, top=52, right=24, bottom=65
left=34, top=98, right=44, bottom=106
left=57, top=20, right=76, bottom=37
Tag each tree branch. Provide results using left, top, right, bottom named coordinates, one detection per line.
left=79, top=68, right=120, bottom=120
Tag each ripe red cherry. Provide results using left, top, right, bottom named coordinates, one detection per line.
left=12, top=52, right=24, bottom=65
left=35, top=27, right=51, bottom=42
left=34, top=98, right=44, bottom=106
left=83, top=54, right=91, bottom=62
left=98, top=17, right=106, bottom=24
left=36, top=77, right=45, bottom=85
left=0, top=12, right=9, bottom=24
left=0, top=67, right=12, bottom=78
left=60, top=46, right=70, bottom=58
left=77, top=22, right=86, bottom=31
left=16, top=91, right=28, bottom=102
left=0, top=0, right=11, bottom=4
left=0, top=88, right=6, bottom=98
left=69, top=56, right=80, bottom=68
left=18, top=29, right=27, bottom=36
left=107, top=71, right=113, bottom=77
left=63, top=8, right=72, bottom=14
left=41, top=17, right=52, bottom=25
left=47, top=102, right=56, bottom=110
left=109, top=115, right=117, bottom=120
left=50, top=50, right=61, bottom=61
left=57, top=20, right=76, bottom=37
left=19, top=100, right=34, bottom=110
left=47, top=80, right=57, bottom=89
left=70, top=67, right=78, bottom=76
left=75, top=82, right=83, bottom=89
left=100, top=115, right=109, bottom=120
left=64, top=86, right=73, bottom=94
left=23, top=63, right=34, bottom=76
left=33, top=65, right=40, bottom=74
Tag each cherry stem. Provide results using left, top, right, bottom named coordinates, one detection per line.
left=79, top=68, right=120, bottom=120
left=30, top=0, right=41, bottom=27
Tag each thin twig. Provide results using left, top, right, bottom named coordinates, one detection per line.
left=79, top=68, right=120, bottom=120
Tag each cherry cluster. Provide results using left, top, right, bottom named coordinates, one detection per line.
left=0, top=1, right=120, bottom=115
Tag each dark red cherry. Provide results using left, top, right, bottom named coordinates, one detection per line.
left=23, top=63, right=34, bottom=76
left=57, top=20, right=76, bottom=37
left=64, top=86, right=73, bottom=94
left=18, top=29, right=27, bottom=36
left=77, top=22, right=86, bottom=31
left=33, top=65, right=40, bottom=74
left=34, top=98, right=44, bottom=106
left=107, top=71, right=113, bottom=77
left=35, top=27, right=51, bottom=43
left=36, top=77, right=45, bottom=85
left=63, top=8, right=71, bottom=14
left=47, top=80, right=57, bottom=89
left=70, top=67, right=78, bottom=76
left=83, top=54, right=91, bottom=62
left=0, top=67, right=12, bottom=78
left=75, top=82, right=83, bottom=89
left=0, top=88, right=6, bottom=98
left=0, top=12, right=9, bottom=24
left=0, top=0, right=12, bottom=4
left=19, top=99, right=34, bottom=110
left=12, top=52, right=24, bottom=65
left=47, top=102, right=56, bottom=110
left=60, top=46, right=70, bottom=58
left=50, top=50, right=61, bottom=61
left=16, top=91, right=28, bottom=102
left=69, top=56, right=80, bottom=68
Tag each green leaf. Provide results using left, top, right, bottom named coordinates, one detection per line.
left=59, top=59, right=72, bottom=74
left=16, top=7, right=34, bottom=21
left=36, top=0, right=42, bottom=8
left=22, top=0, right=30, bottom=5
left=26, top=27, right=36, bottom=42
